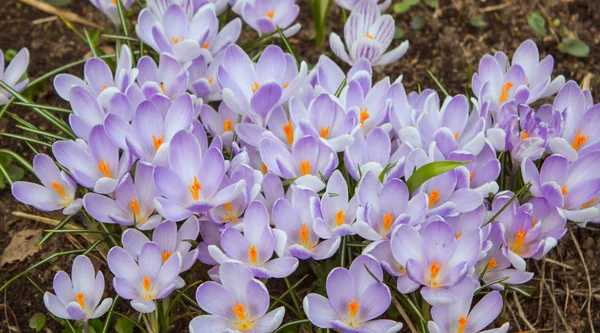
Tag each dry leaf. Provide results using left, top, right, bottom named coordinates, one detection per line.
left=0, top=229, right=42, bottom=266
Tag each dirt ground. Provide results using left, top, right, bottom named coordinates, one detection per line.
left=1, top=0, right=599, bottom=331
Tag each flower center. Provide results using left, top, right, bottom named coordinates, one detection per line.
left=51, top=182, right=69, bottom=206
left=428, top=190, right=440, bottom=208
left=224, top=118, right=233, bottom=132
left=455, top=232, right=462, bottom=239
left=457, top=317, right=468, bottom=333
left=299, top=223, right=311, bottom=249
left=261, top=162, right=268, bottom=174
left=283, top=120, right=294, bottom=145
left=347, top=299, right=360, bottom=326
left=232, top=302, right=253, bottom=331
left=359, top=108, right=370, bottom=125
left=162, top=251, right=172, bottom=263
left=320, top=126, right=330, bottom=139
left=188, top=176, right=202, bottom=201
left=335, top=210, right=345, bottom=226
left=160, top=82, right=166, bottom=94
left=383, top=212, right=394, bottom=233
left=97, top=158, right=111, bottom=178
left=152, top=134, right=164, bottom=152
left=571, top=129, right=589, bottom=151
left=454, top=132, right=459, bottom=140
left=499, top=81, right=513, bottom=104
left=266, top=10, right=274, bottom=19
left=248, top=245, right=258, bottom=264
left=561, top=185, right=568, bottom=195
left=521, top=130, right=529, bottom=140
left=129, top=198, right=140, bottom=216
left=486, top=258, right=497, bottom=270
left=202, top=42, right=210, bottom=49
left=142, top=276, right=155, bottom=301
left=75, top=292, right=85, bottom=309
left=101, top=84, right=108, bottom=92
left=299, top=160, right=311, bottom=176
left=510, top=230, right=526, bottom=254
left=428, top=260, right=442, bottom=288
left=171, top=36, right=184, bottom=44
left=223, top=202, right=239, bottom=222
left=365, top=33, right=373, bottom=39
left=252, top=81, right=260, bottom=94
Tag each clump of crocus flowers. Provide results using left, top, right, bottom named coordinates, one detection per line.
left=2, top=0, right=596, bottom=332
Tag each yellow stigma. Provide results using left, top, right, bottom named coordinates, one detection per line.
left=248, top=245, right=258, bottom=264
left=283, top=120, right=294, bottom=145
left=359, top=108, right=370, bottom=125
left=143, top=276, right=151, bottom=292
left=266, top=10, right=274, bottom=19
left=51, top=182, right=67, bottom=198
left=129, top=198, right=140, bottom=216
left=208, top=76, right=214, bottom=84
left=457, top=317, right=468, bottom=333
left=571, top=129, right=589, bottom=151
left=101, top=84, right=108, bottom=92
left=487, top=258, right=497, bottom=270
left=454, top=132, right=459, bottom=140
left=335, top=210, right=345, bottom=226
left=252, top=81, right=260, bottom=94
left=188, top=176, right=202, bottom=201
left=97, top=158, right=111, bottom=178
left=383, top=212, right=394, bottom=233
left=261, top=162, right=268, bottom=174
left=224, top=202, right=232, bottom=212
left=455, top=232, right=462, bottom=239
left=365, top=33, right=373, bottom=39
left=223, top=202, right=238, bottom=222
left=202, top=42, right=210, bottom=49
left=428, top=190, right=440, bottom=208
left=283, top=81, right=290, bottom=89
left=499, top=81, right=513, bottom=104
left=299, top=223, right=311, bottom=248
left=348, top=299, right=360, bottom=318
left=582, top=198, right=598, bottom=209
left=160, top=82, right=166, bottom=94
left=299, top=160, right=311, bottom=176
left=162, top=251, right=172, bottom=263
left=561, top=185, right=568, bottom=195
left=152, top=134, right=164, bottom=152
left=469, top=172, right=474, bottom=180
left=172, top=37, right=179, bottom=44
left=320, top=126, right=330, bottom=139
left=223, top=118, right=233, bottom=132
left=112, top=0, right=117, bottom=4
left=75, top=292, right=85, bottom=309
left=521, top=130, right=529, bottom=140
left=428, top=260, right=442, bottom=288
left=232, top=302, right=253, bottom=331
left=511, top=230, right=526, bottom=254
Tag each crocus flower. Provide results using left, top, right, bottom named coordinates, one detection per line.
left=44, top=256, right=112, bottom=321
left=108, top=242, right=182, bottom=313
left=335, top=0, right=391, bottom=11
left=137, top=53, right=188, bottom=101
left=194, top=0, right=229, bottom=14
left=199, top=101, right=238, bottom=149
left=522, top=153, right=600, bottom=223
left=190, top=260, right=285, bottom=332
left=218, top=44, right=307, bottom=127
left=427, top=278, right=509, bottom=333
left=340, top=76, right=391, bottom=136
left=153, top=130, right=246, bottom=221
left=12, top=154, right=82, bottom=215
left=83, top=162, right=162, bottom=229
left=88, top=0, right=134, bottom=25
left=53, top=125, right=132, bottom=194
left=447, top=143, right=500, bottom=197
left=273, top=186, right=341, bottom=260
left=330, top=0, right=409, bottom=66
left=0, top=48, right=29, bottom=106
left=259, top=135, right=338, bottom=192
left=122, top=217, right=200, bottom=287
left=188, top=52, right=224, bottom=101
left=391, top=221, right=482, bottom=305
left=197, top=218, right=223, bottom=265
left=104, top=94, right=194, bottom=165
left=344, top=127, right=403, bottom=181
left=311, top=170, right=358, bottom=238
left=208, top=201, right=299, bottom=278
left=303, top=255, right=403, bottom=333
left=240, top=0, right=301, bottom=37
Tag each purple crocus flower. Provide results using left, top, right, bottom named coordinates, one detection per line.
left=108, top=242, right=182, bottom=313
left=208, top=201, right=299, bottom=278
left=194, top=0, right=229, bottom=14
left=83, top=162, right=162, bottom=229
left=344, top=127, right=403, bottom=181
left=44, top=255, right=112, bottom=321
left=137, top=53, right=188, bottom=101
left=153, top=130, right=245, bottom=221
left=122, top=217, right=199, bottom=287
left=303, top=255, right=403, bottom=333
left=105, top=94, right=194, bottom=165
left=198, top=218, right=222, bottom=265
left=240, top=0, right=301, bottom=37
left=354, top=171, right=428, bottom=241
left=447, top=143, right=501, bottom=197
left=427, top=278, right=509, bottom=333
left=12, top=154, right=82, bottom=215
left=273, top=186, right=341, bottom=260
left=330, top=0, right=409, bottom=66
left=522, top=153, right=600, bottom=223
left=53, top=125, right=132, bottom=194
left=0, top=48, right=29, bottom=105
left=340, top=75, right=391, bottom=135
left=88, top=0, right=134, bottom=25
left=190, top=260, right=285, bottom=332
left=218, top=44, right=308, bottom=127
left=311, top=170, right=358, bottom=238
left=259, top=135, right=338, bottom=192
left=335, top=0, right=391, bottom=11
left=187, top=52, right=224, bottom=101
left=199, top=101, right=238, bottom=149
left=391, top=221, right=482, bottom=305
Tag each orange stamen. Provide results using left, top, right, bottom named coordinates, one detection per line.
left=299, top=223, right=310, bottom=247
left=428, top=190, right=440, bottom=208
left=454, top=132, right=459, bottom=140
left=521, top=130, right=529, bottom=140
left=582, top=198, right=598, bottom=209
left=188, top=176, right=202, bottom=201
left=511, top=230, right=526, bottom=254
left=252, top=81, right=260, bottom=94
left=469, top=172, right=474, bottom=180
left=499, top=81, right=514, bottom=104
left=224, top=202, right=232, bottom=212
left=75, top=292, right=85, bottom=309
left=561, top=185, right=568, bottom=195
left=143, top=276, right=151, bottom=291
left=224, top=118, right=233, bottom=132
left=429, top=260, right=442, bottom=280
left=299, top=160, right=311, bottom=176
left=359, top=108, right=370, bottom=125
left=335, top=210, right=345, bottom=226
left=571, top=129, right=589, bottom=151
left=261, top=162, right=268, bottom=174
left=348, top=299, right=360, bottom=318
left=51, top=182, right=67, bottom=198
left=160, top=82, right=166, bottom=94
left=283, top=120, right=294, bottom=145
left=266, top=10, right=274, bottom=19
left=383, top=212, right=394, bottom=233
left=366, top=33, right=373, bottom=39
left=101, top=84, right=108, bottom=92
left=130, top=198, right=140, bottom=216
left=248, top=245, right=258, bottom=264
left=457, top=317, right=468, bottom=333
left=232, top=302, right=247, bottom=320
left=172, top=37, right=179, bottom=44
left=283, top=81, right=290, bottom=89
left=202, top=42, right=209, bottom=49
left=320, top=126, right=330, bottom=139
left=162, top=251, right=172, bottom=263
left=208, top=77, right=214, bottom=84
left=455, top=232, right=462, bottom=239
left=152, top=134, right=164, bottom=152
left=487, top=258, right=497, bottom=270
left=97, top=158, right=111, bottom=178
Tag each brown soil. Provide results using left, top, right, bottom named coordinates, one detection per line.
left=1, top=0, right=599, bottom=332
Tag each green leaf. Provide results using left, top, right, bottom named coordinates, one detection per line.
left=552, top=18, right=560, bottom=26
left=424, top=0, right=438, bottom=7
left=558, top=38, right=590, bottom=58
left=394, top=27, right=405, bottom=39
left=7, top=165, right=24, bottom=182
left=410, top=15, right=427, bottom=30
left=0, top=154, right=13, bottom=167
left=4, top=49, right=17, bottom=62
left=29, top=313, right=46, bottom=332
left=393, top=0, right=419, bottom=14
left=528, top=12, right=547, bottom=36
left=469, top=16, right=488, bottom=28
left=115, top=317, right=134, bottom=333
left=50, top=0, right=71, bottom=6
left=406, top=161, right=469, bottom=194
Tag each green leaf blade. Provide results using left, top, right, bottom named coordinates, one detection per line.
left=406, top=160, right=469, bottom=194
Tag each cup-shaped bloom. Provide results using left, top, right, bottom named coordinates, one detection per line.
left=547, top=81, right=600, bottom=162
left=108, top=242, right=182, bottom=313
left=344, top=127, right=400, bottom=181
left=427, top=278, right=509, bottom=333
left=290, top=93, right=358, bottom=152
left=303, top=255, right=403, bottom=332
left=218, top=44, right=307, bottom=126
left=472, top=39, right=565, bottom=113
left=240, top=0, right=300, bottom=37
left=194, top=0, right=229, bottom=14
left=0, top=48, right=29, bottom=105
left=391, top=221, right=482, bottom=305
left=330, top=0, right=408, bottom=67
left=191, top=260, right=285, bottom=332
left=12, top=154, right=82, bottom=215
left=153, top=130, right=246, bottom=221
left=354, top=171, right=428, bottom=241
left=260, top=135, right=338, bottom=192
left=335, top=0, right=391, bottom=11
left=44, top=255, right=112, bottom=321
left=273, top=186, right=341, bottom=260
left=83, top=162, right=162, bottom=229
left=137, top=53, right=188, bottom=101
left=311, top=170, right=358, bottom=238
left=105, top=94, right=194, bottom=165
left=89, top=0, right=134, bottom=25
left=188, top=52, right=224, bottom=101
left=522, top=153, right=600, bottom=223
left=209, top=201, right=299, bottom=278
left=53, top=125, right=132, bottom=194
left=122, top=218, right=199, bottom=287
left=341, top=76, right=390, bottom=135
left=447, top=143, right=501, bottom=197
left=311, top=55, right=372, bottom=96
left=199, top=101, right=237, bottom=149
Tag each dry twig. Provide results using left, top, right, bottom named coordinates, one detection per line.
left=19, top=0, right=103, bottom=30
left=569, top=229, right=595, bottom=333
